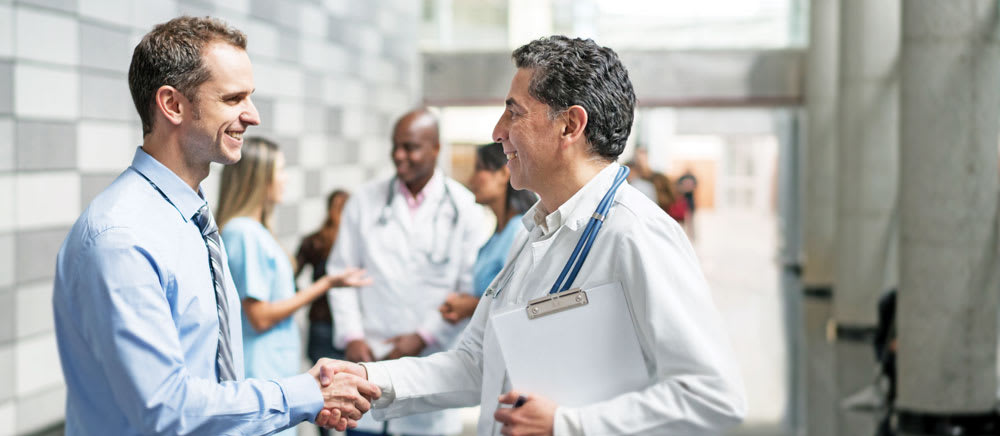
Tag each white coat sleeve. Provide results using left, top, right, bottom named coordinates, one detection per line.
left=327, top=194, right=366, bottom=349
left=553, top=217, right=747, bottom=435
left=365, top=289, right=490, bottom=418
left=418, top=202, right=483, bottom=346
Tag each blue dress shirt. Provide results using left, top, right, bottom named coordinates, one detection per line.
left=471, top=214, right=524, bottom=297
left=53, top=147, right=323, bottom=436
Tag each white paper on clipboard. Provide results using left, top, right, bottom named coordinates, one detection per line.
left=491, top=281, right=649, bottom=408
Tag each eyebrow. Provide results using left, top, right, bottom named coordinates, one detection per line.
left=505, top=98, right=523, bottom=110
left=220, top=88, right=255, bottom=99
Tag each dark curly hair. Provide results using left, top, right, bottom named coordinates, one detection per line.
left=512, top=36, right=636, bottom=160
left=128, top=16, right=247, bottom=135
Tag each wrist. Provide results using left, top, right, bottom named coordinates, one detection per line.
left=415, top=329, right=435, bottom=348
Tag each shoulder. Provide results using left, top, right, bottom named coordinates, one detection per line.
left=221, top=217, right=264, bottom=238
left=357, top=177, right=393, bottom=199
left=444, top=177, right=476, bottom=204
left=605, top=184, right=686, bottom=246
left=71, top=169, right=168, bottom=247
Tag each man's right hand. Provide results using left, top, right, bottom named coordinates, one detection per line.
left=345, top=339, right=375, bottom=362
left=310, top=359, right=379, bottom=430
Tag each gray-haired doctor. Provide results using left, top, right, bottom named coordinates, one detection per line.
left=342, top=36, right=747, bottom=436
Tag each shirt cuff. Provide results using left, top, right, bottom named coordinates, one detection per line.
left=338, top=332, right=365, bottom=349
left=553, top=406, right=583, bottom=436
left=359, top=362, right=396, bottom=409
left=276, top=373, right=324, bottom=425
left=416, top=328, right=436, bottom=347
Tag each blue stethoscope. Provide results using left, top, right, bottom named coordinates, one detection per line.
left=489, top=165, right=630, bottom=298
left=377, top=176, right=459, bottom=265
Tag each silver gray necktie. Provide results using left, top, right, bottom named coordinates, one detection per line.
left=193, top=204, right=237, bottom=382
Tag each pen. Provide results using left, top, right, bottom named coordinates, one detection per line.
left=514, top=395, right=527, bottom=408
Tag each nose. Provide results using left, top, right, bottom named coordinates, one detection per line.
left=242, top=97, right=261, bottom=126
left=492, top=111, right=508, bottom=143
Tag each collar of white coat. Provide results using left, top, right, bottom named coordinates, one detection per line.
left=395, top=168, right=445, bottom=206
left=523, top=161, right=622, bottom=238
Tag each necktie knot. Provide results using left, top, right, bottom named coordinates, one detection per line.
left=194, top=204, right=218, bottom=237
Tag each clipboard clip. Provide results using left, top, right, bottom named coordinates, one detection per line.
left=526, top=288, right=588, bottom=320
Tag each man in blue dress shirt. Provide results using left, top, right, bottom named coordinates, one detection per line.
left=52, top=16, right=378, bottom=435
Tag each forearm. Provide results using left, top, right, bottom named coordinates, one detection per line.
left=244, top=281, right=327, bottom=332
left=555, top=375, right=745, bottom=435
left=365, top=348, right=482, bottom=419
left=112, top=366, right=322, bottom=435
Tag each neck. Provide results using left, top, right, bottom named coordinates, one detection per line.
left=537, top=157, right=609, bottom=213
left=142, top=131, right=209, bottom=192
left=403, top=172, right=434, bottom=196
left=245, top=204, right=265, bottom=224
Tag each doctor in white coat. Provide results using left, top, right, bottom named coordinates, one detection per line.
left=330, top=36, right=747, bottom=436
left=327, top=108, right=483, bottom=436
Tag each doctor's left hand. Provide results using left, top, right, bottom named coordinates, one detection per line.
left=384, top=333, right=426, bottom=360
left=494, top=390, right=557, bottom=436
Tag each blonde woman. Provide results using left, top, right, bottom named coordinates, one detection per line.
left=216, top=137, right=370, bottom=436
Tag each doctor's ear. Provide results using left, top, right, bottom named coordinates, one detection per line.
left=561, top=106, right=588, bottom=143
left=155, top=85, right=189, bottom=127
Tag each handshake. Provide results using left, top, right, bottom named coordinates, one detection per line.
left=307, top=358, right=382, bottom=431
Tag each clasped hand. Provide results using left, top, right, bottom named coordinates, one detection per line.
left=308, top=358, right=380, bottom=431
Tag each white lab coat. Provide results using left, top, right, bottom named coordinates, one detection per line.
left=364, top=163, right=747, bottom=435
left=328, top=170, right=483, bottom=435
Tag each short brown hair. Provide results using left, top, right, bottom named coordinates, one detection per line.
left=128, top=16, right=247, bottom=135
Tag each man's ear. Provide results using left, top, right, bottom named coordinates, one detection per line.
left=154, top=85, right=187, bottom=127
left=561, top=105, right=588, bottom=144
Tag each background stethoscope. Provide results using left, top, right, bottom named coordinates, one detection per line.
left=377, top=176, right=460, bottom=265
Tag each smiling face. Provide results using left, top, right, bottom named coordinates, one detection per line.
left=391, top=112, right=440, bottom=191
left=181, top=41, right=260, bottom=167
left=492, top=68, right=563, bottom=192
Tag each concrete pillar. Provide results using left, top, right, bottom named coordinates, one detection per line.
left=897, top=2, right=1000, bottom=434
left=801, top=0, right=840, bottom=432
left=776, top=108, right=805, bottom=436
left=834, top=0, right=901, bottom=434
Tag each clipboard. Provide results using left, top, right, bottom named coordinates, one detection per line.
left=491, top=281, right=649, bottom=407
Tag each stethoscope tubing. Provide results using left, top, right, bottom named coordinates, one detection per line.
left=377, top=176, right=459, bottom=265
left=491, top=165, right=630, bottom=299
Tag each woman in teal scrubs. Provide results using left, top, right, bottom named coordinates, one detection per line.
left=215, top=137, right=370, bottom=435
left=439, top=142, right=537, bottom=323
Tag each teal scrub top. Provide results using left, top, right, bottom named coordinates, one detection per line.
left=221, top=217, right=300, bottom=383
left=472, top=214, right=524, bottom=297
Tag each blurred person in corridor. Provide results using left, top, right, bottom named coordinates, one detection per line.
left=651, top=172, right=688, bottom=224
left=438, top=142, right=536, bottom=324
left=296, top=190, right=351, bottom=360
left=217, top=136, right=373, bottom=436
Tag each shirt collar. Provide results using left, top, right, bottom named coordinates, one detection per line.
left=524, top=162, right=621, bottom=237
left=130, top=146, right=208, bottom=222
left=396, top=169, right=444, bottom=208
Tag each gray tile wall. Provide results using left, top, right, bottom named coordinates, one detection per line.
left=1, top=0, right=420, bottom=433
